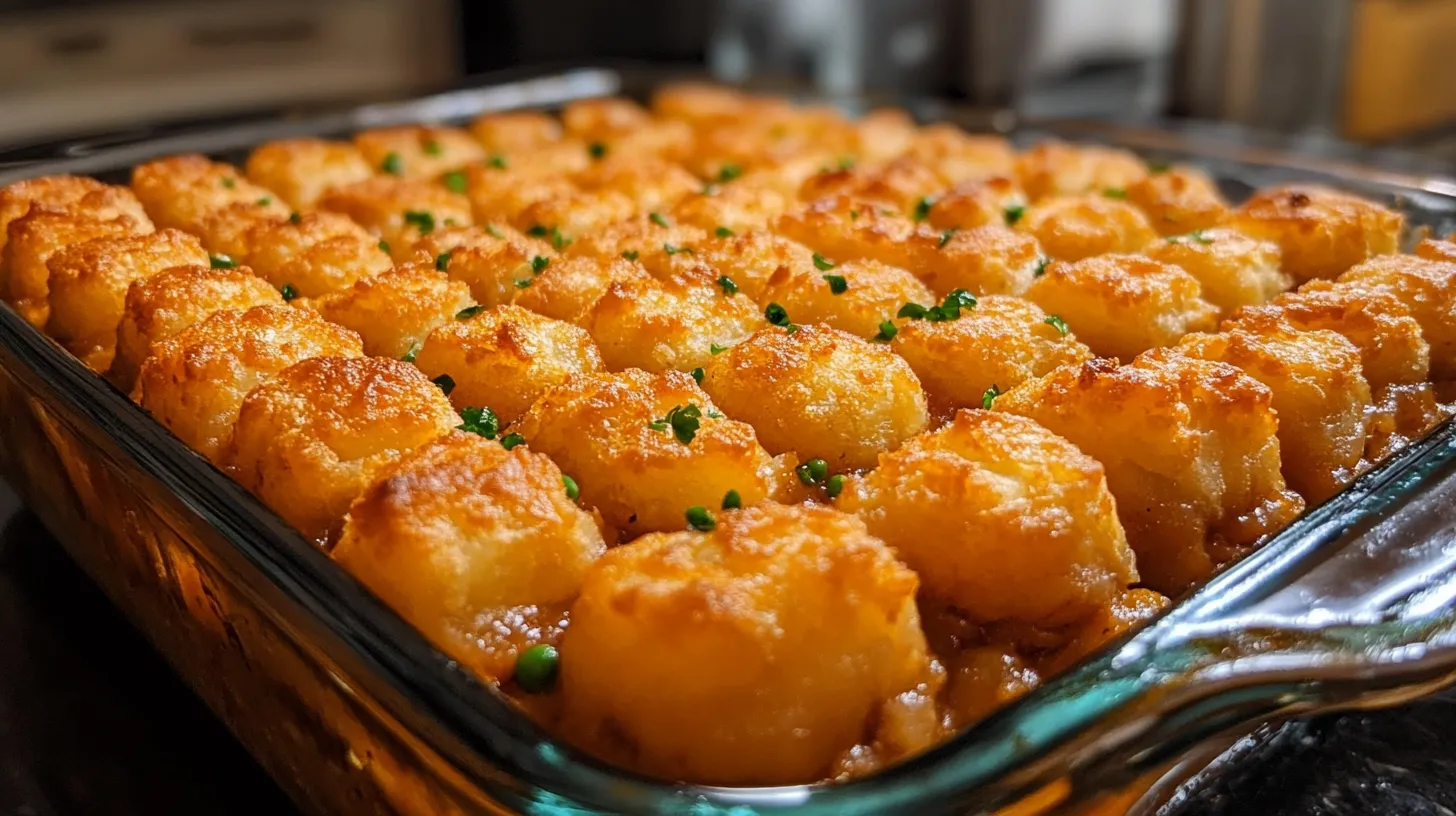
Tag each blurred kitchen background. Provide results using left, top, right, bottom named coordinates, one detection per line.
left=2, top=0, right=1455, bottom=158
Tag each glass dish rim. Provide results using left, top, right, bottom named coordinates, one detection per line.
left=2, top=64, right=1455, bottom=815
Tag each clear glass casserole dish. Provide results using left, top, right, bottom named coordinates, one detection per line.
left=2, top=66, right=1456, bottom=815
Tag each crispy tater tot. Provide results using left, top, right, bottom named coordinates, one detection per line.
left=563, top=214, right=709, bottom=278
left=1177, top=325, right=1372, bottom=503
left=668, top=181, right=792, bottom=234
left=1124, top=166, right=1229, bottom=236
left=244, top=138, right=374, bottom=209
left=335, top=430, right=606, bottom=681
left=890, top=294, right=1094, bottom=415
left=902, top=125, right=1016, bottom=184
left=354, top=125, right=486, bottom=180
left=996, top=352, right=1304, bottom=593
left=1225, top=185, right=1402, bottom=281
left=1143, top=227, right=1290, bottom=317
left=109, top=264, right=286, bottom=392
left=464, top=164, right=580, bottom=227
left=512, top=255, right=653, bottom=325
left=414, top=305, right=604, bottom=423
left=700, top=324, right=929, bottom=470
left=924, top=177, right=1026, bottom=231
left=759, top=259, right=934, bottom=340
left=561, top=502, right=931, bottom=785
left=45, top=229, right=208, bottom=371
left=583, top=269, right=764, bottom=372
left=468, top=111, right=565, bottom=154
left=650, top=82, right=755, bottom=128
left=224, top=356, right=457, bottom=545
left=0, top=175, right=150, bottom=256
left=561, top=97, right=654, bottom=140
left=798, top=157, right=948, bottom=212
left=1015, top=141, right=1148, bottom=202
left=316, top=176, right=473, bottom=251
left=131, top=154, right=288, bottom=232
left=1039, top=589, right=1170, bottom=675
left=852, top=108, right=920, bottom=164
left=513, top=188, right=638, bottom=245
left=1416, top=237, right=1456, bottom=264
left=1338, top=255, right=1456, bottom=378
left=305, top=263, right=475, bottom=359
left=235, top=211, right=393, bottom=298
left=1015, top=193, right=1159, bottom=262
left=663, top=229, right=818, bottom=302
left=2, top=208, right=147, bottom=328
left=572, top=154, right=700, bottom=212
left=842, top=410, right=1136, bottom=625
left=1023, top=254, right=1219, bottom=361
left=513, top=368, right=785, bottom=536
left=137, top=305, right=363, bottom=462
left=432, top=237, right=555, bottom=309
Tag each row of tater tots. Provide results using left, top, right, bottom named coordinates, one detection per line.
left=2, top=82, right=1455, bottom=786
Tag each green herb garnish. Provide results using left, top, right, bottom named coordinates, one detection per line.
left=912, top=196, right=934, bottom=221
left=456, top=305, right=485, bottom=320
left=1004, top=204, right=1025, bottom=225
left=209, top=254, right=236, bottom=270
left=499, top=433, right=525, bottom=450
left=280, top=283, right=299, bottom=301
left=1044, top=315, right=1070, bottom=336
left=686, top=505, right=715, bottom=532
left=649, top=212, right=670, bottom=228
left=812, top=253, right=835, bottom=271
left=404, top=210, right=436, bottom=234
left=714, top=226, right=734, bottom=238
left=381, top=152, right=403, bottom=175
left=823, top=274, right=848, bottom=294
left=981, top=385, right=1001, bottom=410
left=436, top=251, right=452, bottom=271
left=432, top=374, right=455, bottom=395
left=872, top=320, right=898, bottom=343
left=721, top=489, right=741, bottom=510
left=458, top=406, right=500, bottom=439
left=443, top=170, right=468, bottom=194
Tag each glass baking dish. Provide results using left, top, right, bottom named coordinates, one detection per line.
left=2, top=66, right=1456, bottom=816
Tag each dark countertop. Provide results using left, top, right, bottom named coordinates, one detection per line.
left=1, top=474, right=1455, bottom=816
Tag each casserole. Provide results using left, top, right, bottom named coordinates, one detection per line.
left=2, top=66, right=1456, bottom=814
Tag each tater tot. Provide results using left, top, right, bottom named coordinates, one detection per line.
left=235, top=211, right=393, bottom=298
left=1142, top=227, right=1290, bottom=317
left=1124, top=166, right=1229, bottom=236
left=1040, top=589, right=1170, bottom=675
left=1416, top=237, right=1456, bottom=264
left=1023, top=254, right=1219, bottom=361
left=513, top=188, right=638, bottom=245
left=137, top=305, right=363, bottom=461
left=776, top=195, right=1040, bottom=297
left=572, top=155, right=700, bottom=212
left=193, top=201, right=284, bottom=260
left=759, top=259, right=934, bottom=340
left=798, top=157, right=948, bottom=212
left=583, top=270, right=764, bottom=372
left=563, top=214, right=709, bottom=278
left=334, top=431, right=606, bottom=680
left=1177, top=325, right=1372, bottom=503
left=0, top=175, right=150, bottom=256
left=668, top=181, right=791, bottom=234
left=244, top=138, right=374, bottom=209
left=924, top=177, right=1026, bottom=231
left=667, top=229, right=819, bottom=302
left=354, top=125, right=486, bottom=180
left=1225, top=185, right=1402, bottom=281
left=890, top=294, right=1094, bottom=415
left=852, top=108, right=919, bottom=164
left=109, top=264, right=286, bottom=392
left=468, top=111, right=564, bottom=154
left=902, top=125, right=1016, bottom=183
left=131, top=154, right=288, bottom=232
left=1229, top=280, right=1430, bottom=389
left=512, top=256, right=652, bottom=324
left=841, top=410, right=1136, bottom=625
left=561, top=502, right=931, bottom=785
left=1015, top=141, right=1148, bottom=202
left=561, top=97, right=654, bottom=140
left=306, top=263, right=475, bottom=359
left=224, top=356, right=457, bottom=544
left=2, top=208, right=147, bottom=328
left=414, top=305, right=604, bottom=422
left=1016, top=193, right=1159, bottom=262
left=1339, top=255, right=1456, bottom=378
left=700, top=324, right=929, bottom=470
left=996, top=352, right=1304, bottom=593
left=406, top=222, right=551, bottom=267
left=513, top=369, right=784, bottom=536
left=650, top=82, right=756, bottom=128
left=45, top=229, right=209, bottom=372
left=432, top=237, right=554, bottom=308
left=316, top=177, right=473, bottom=251
left=464, top=165, right=580, bottom=227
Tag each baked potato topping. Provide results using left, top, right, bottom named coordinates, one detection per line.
left=7, top=82, right=1451, bottom=786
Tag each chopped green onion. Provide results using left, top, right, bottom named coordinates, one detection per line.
left=588, top=141, right=607, bottom=159
left=982, top=385, right=1001, bottom=410
left=531, top=255, right=550, bottom=274
left=221, top=177, right=236, bottom=189
left=514, top=278, right=533, bottom=289
left=714, top=226, right=734, bottom=238
left=513, top=644, right=559, bottom=693
left=1103, top=188, right=1127, bottom=199
left=527, top=225, right=548, bottom=237
left=456, top=305, right=484, bottom=320
left=716, top=276, right=738, bottom=296
left=432, top=374, right=455, bottom=395
left=837, top=156, right=856, bottom=170
left=823, top=274, right=848, bottom=294
left=653, top=404, right=703, bottom=445
left=443, top=170, right=468, bottom=194
left=487, top=154, right=507, bottom=169
left=378, top=239, right=391, bottom=253
left=686, top=505, right=716, bottom=531
left=563, top=474, right=579, bottom=500
left=716, top=164, right=742, bottom=183
left=872, top=320, right=898, bottom=343
left=403, top=210, right=436, bottom=234
left=401, top=342, right=420, bottom=363
left=550, top=226, right=569, bottom=250
left=897, top=289, right=977, bottom=322
left=436, top=251, right=452, bottom=271
left=721, top=489, right=741, bottom=510
left=499, top=433, right=525, bottom=450
left=1148, top=160, right=1171, bottom=174
left=812, top=253, right=836, bottom=271
left=691, top=367, right=704, bottom=384
left=381, top=152, right=403, bottom=175
left=1169, top=230, right=1213, bottom=245
left=621, top=250, right=640, bottom=261
left=1004, top=204, right=1025, bottom=225
left=649, top=212, right=670, bottom=228
left=1044, top=315, right=1070, bottom=336
left=664, top=243, right=694, bottom=255
left=1034, top=258, right=1050, bottom=277
left=765, top=302, right=791, bottom=327
left=209, top=254, right=236, bottom=270
left=256, top=197, right=272, bottom=207
left=850, top=209, right=860, bottom=220
left=484, top=224, right=504, bottom=239
left=710, top=343, right=729, bottom=355
left=280, top=283, right=299, bottom=301
left=458, top=406, right=500, bottom=439
left=288, top=212, right=302, bottom=224
left=912, top=196, right=934, bottom=221
left=422, top=139, right=443, bottom=156
left=938, top=229, right=957, bottom=249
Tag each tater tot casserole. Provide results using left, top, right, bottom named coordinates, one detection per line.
left=5, top=81, right=1454, bottom=788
